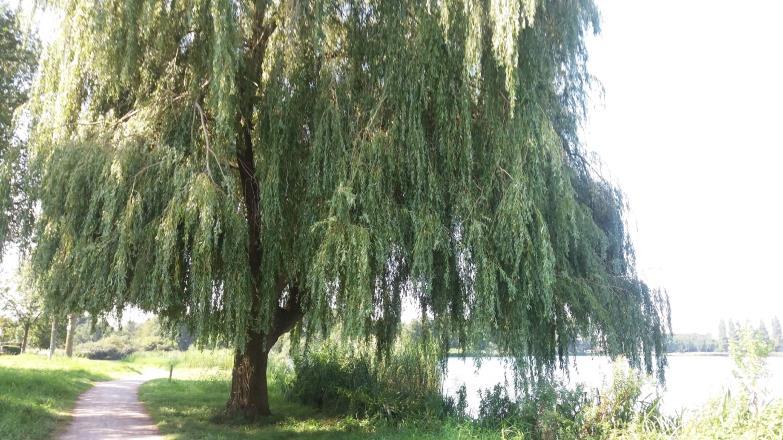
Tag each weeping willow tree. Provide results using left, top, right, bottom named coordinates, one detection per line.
left=21, top=0, right=669, bottom=416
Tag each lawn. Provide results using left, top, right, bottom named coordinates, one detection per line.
left=138, top=376, right=498, bottom=440
left=0, top=353, right=138, bottom=440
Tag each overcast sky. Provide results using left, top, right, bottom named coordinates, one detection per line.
left=4, top=0, right=782, bottom=335
left=585, top=0, right=783, bottom=333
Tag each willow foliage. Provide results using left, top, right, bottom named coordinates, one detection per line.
left=0, top=6, right=38, bottom=256
left=25, top=0, right=669, bottom=382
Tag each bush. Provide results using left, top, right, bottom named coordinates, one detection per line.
left=475, top=380, right=589, bottom=440
left=470, top=361, right=666, bottom=440
left=1, top=345, right=21, bottom=355
left=75, top=334, right=136, bottom=360
left=138, top=336, right=177, bottom=352
left=579, top=363, right=664, bottom=438
left=285, top=338, right=451, bottom=423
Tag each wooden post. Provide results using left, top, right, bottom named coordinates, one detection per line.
left=169, top=364, right=174, bottom=382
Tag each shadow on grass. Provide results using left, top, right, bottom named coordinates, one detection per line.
left=139, top=378, right=448, bottom=440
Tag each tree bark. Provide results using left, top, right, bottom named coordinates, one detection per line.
left=225, top=1, right=285, bottom=417
left=227, top=327, right=272, bottom=417
left=226, top=284, right=303, bottom=417
left=21, top=322, right=30, bottom=353
left=65, top=313, right=77, bottom=357
left=48, top=316, right=57, bottom=359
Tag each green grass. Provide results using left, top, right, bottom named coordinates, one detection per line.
left=125, top=349, right=235, bottom=370
left=139, top=375, right=501, bottom=440
left=0, top=353, right=138, bottom=440
left=5, top=348, right=781, bottom=440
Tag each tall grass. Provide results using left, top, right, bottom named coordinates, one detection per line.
left=284, top=338, right=451, bottom=423
left=125, top=348, right=235, bottom=370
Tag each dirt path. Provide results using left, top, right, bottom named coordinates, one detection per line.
left=59, top=371, right=165, bottom=440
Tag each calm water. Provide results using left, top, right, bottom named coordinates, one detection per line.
left=443, top=355, right=783, bottom=416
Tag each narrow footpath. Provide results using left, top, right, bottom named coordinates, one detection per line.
left=59, top=371, right=164, bottom=440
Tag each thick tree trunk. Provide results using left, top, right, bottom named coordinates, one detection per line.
left=21, top=323, right=30, bottom=353
left=65, top=313, right=77, bottom=357
left=226, top=285, right=303, bottom=417
left=48, top=317, right=57, bottom=359
left=226, top=328, right=271, bottom=417
left=227, top=1, right=284, bottom=418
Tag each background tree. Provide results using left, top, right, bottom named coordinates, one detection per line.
left=64, top=313, right=78, bottom=357
left=771, top=316, right=782, bottom=351
left=757, top=320, right=770, bottom=343
left=728, top=320, right=737, bottom=343
left=0, top=271, right=43, bottom=352
left=667, top=333, right=717, bottom=353
left=21, top=0, right=669, bottom=416
left=47, top=316, right=56, bottom=359
left=718, top=319, right=728, bottom=352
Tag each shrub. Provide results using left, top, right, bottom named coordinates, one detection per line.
left=476, top=379, right=589, bottom=440
left=75, top=334, right=136, bottom=360
left=138, top=336, right=177, bottom=352
left=285, top=338, right=451, bottom=422
left=730, top=325, right=774, bottom=410
left=579, top=362, right=663, bottom=438
left=1, top=345, right=21, bottom=355
left=680, top=394, right=783, bottom=439
left=471, top=361, right=666, bottom=440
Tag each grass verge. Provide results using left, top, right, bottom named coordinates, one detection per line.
left=0, top=353, right=137, bottom=440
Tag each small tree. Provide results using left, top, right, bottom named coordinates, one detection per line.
left=770, top=316, right=782, bottom=351
left=0, top=272, right=43, bottom=352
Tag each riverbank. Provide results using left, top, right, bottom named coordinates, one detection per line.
left=3, top=350, right=783, bottom=439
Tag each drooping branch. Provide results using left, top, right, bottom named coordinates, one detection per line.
left=28, top=0, right=669, bottom=395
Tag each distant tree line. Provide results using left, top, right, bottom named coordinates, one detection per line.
left=447, top=317, right=783, bottom=356
left=667, top=318, right=782, bottom=353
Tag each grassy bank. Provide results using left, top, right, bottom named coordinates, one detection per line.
left=134, top=346, right=783, bottom=440
left=138, top=371, right=783, bottom=440
left=3, top=346, right=782, bottom=440
left=139, top=376, right=502, bottom=439
left=0, top=354, right=137, bottom=440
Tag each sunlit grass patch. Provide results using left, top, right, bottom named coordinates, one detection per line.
left=0, top=354, right=137, bottom=440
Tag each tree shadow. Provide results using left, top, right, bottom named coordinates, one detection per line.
left=140, top=377, right=445, bottom=439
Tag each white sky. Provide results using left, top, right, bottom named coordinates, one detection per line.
left=585, top=0, right=783, bottom=333
left=3, top=0, right=782, bottom=335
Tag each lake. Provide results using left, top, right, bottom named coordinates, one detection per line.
left=443, top=354, right=783, bottom=416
